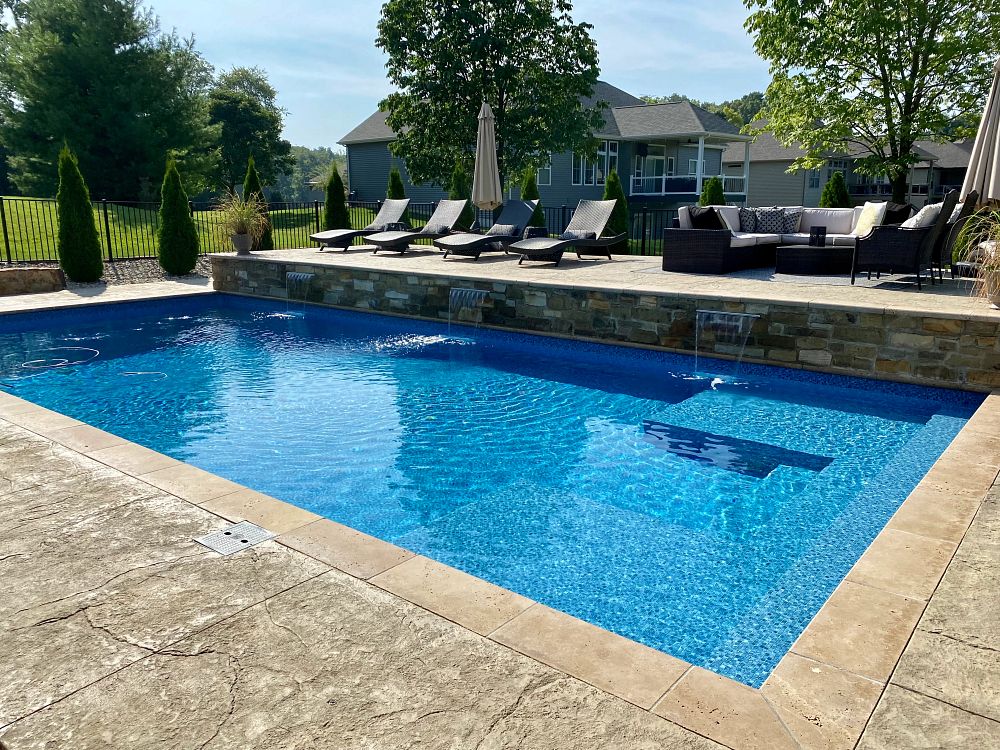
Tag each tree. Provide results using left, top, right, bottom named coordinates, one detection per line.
left=819, top=170, right=852, bottom=208
left=0, top=0, right=217, bottom=198
left=744, top=0, right=1000, bottom=203
left=641, top=92, right=766, bottom=127
left=55, top=146, right=102, bottom=282
left=323, top=164, right=349, bottom=230
left=699, top=176, right=725, bottom=206
left=208, top=67, right=293, bottom=191
left=386, top=167, right=409, bottom=225
left=447, top=159, right=476, bottom=230
left=272, top=145, right=346, bottom=201
left=377, top=0, right=603, bottom=188
left=520, top=168, right=545, bottom=228
left=243, top=156, right=272, bottom=250
left=602, top=169, right=629, bottom=253
left=156, top=159, right=199, bottom=275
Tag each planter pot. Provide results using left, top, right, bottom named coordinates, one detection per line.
left=230, top=233, right=253, bottom=255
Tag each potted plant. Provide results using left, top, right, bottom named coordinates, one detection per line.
left=216, top=191, right=268, bottom=255
left=953, top=206, right=1000, bottom=307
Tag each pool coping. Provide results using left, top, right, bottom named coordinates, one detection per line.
left=1, top=296, right=997, bottom=749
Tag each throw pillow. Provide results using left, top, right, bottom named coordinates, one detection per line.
left=486, top=223, right=518, bottom=237
left=781, top=208, right=804, bottom=233
left=949, top=202, right=965, bottom=222
left=423, top=220, right=452, bottom=235
left=560, top=229, right=597, bottom=241
left=754, top=207, right=785, bottom=234
left=852, top=201, right=888, bottom=236
left=688, top=206, right=727, bottom=231
left=902, top=202, right=943, bottom=229
left=739, top=207, right=757, bottom=232
left=716, top=210, right=738, bottom=233
left=883, top=202, right=913, bottom=225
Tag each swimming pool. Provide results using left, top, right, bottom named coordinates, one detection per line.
left=0, top=294, right=981, bottom=686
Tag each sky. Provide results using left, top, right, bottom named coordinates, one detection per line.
left=151, top=0, right=771, bottom=150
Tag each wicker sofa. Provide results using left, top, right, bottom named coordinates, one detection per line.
left=663, top=205, right=875, bottom=274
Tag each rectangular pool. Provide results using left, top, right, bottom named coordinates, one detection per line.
left=0, top=294, right=981, bottom=686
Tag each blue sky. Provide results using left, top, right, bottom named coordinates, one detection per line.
left=152, top=0, right=771, bottom=150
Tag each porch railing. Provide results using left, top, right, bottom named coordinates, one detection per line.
left=630, top=174, right=746, bottom=196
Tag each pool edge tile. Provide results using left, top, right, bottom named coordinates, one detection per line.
left=845, top=528, right=957, bottom=601
left=277, top=519, right=414, bottom=580
left=85, top=442, right=181, bottom=477
left=200, top=488, right=321, bottom=535
left=490, top=603, right=688, bottom=711
left=43, top=424, right=129, bottom=454
left=139, top=463, right=245, bottom=505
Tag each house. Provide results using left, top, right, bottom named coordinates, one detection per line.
left=722, top=127, right=972, bottom=208
left=339, top=82, right=753, bottom=209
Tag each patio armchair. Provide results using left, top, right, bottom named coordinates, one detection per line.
left=434, top=200, right=538, bottom=260
left=309, top=199, right=411, bottom=251
left=851, top=190, right=959, bottom=290
left=366, top=200, right=469, bottom=254
left=933, top=190, right=978, bottom=279
left=508, top=200, right=625, bottom=266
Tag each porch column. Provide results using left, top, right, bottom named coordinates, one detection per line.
left=742, top=140, right=751, bottom=198
left=696, top=136, right=706, bottom=195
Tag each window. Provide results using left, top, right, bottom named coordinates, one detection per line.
left=826, top=159, right=848, bottom=181
left=688, top=159, right=708, bottom=175
left=572, top=140, right=619, bottom=185
left=808, top=169, right=820, bottom=189
left=666, top=156, right=675, bottom=176
left=536, top=155, right=552, bottom=186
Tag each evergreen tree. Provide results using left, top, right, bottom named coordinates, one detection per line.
left=520, top=168, right=545, bottom=228
left=819, top=170, right=852, bottom=208
left=386, top=167, right=410, bottom=225
left=699, top=176, right=725, bottom=206
left=602, top=169, right=629, bottom=253
left=243, top=155, right=273, bottom=250
left=447, top=159, right=476, bottom=230
left=323, top=163, right=350, bottom=229
left=156, top=159, right=199, bottom=275
left=55, top=146, right=103, bottom=282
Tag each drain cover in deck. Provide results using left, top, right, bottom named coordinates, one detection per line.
left=195, top=521, right=275, bottom=555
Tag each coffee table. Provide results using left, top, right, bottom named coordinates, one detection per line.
left=775, top=244, right=855, bottom=275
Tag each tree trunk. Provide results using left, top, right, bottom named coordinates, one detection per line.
left=890, top=173, right=908, bottom=204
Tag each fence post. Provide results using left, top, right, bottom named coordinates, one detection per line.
left=640, top=207, right=648, bottom=256
left=0, top=197, right=11, bottom=264
left=561, top=205, right=568, bottom=233
left=313, top=200, right=321, bottom=233
left=101, top=199, right=114, bottom=261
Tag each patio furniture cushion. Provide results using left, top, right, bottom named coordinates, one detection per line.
left=799, top=208, right=856, bottom=234
left=746, top=233, right=781, bottom=245
left=782, top=208, right=804, bottom=233
left=739, top=207, right=757, bottom=232
left=715, top=206, right=741, bottom=232
left=949, top=202, right=965, bottom=222
left=902, top=202, right=943, bottom=228
left=689, top=206, right=727, bottom=230
left=729, top=235, right=758, bottom=248
left=884, top=202, right=914, bottom=225
left=779, top=232, right=856, bottom=247
left=754, top=207, right=785, bottom=233
left=560, top=229, right=597, bottom=241
left=486, top=223, right=518, bottom=236
left=853, top=201, right=888, bottom=236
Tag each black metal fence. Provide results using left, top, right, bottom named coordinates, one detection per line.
left=0, top=196, right=676, bottom=263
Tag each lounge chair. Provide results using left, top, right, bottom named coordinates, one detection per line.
left=851, top=190, right=959, bottom=289
left=434, top=200, right=539, bottom=260
left=366, top=200, right=468, bottom=254
left=508, top=200, right=626, bottom=266
left=309, top=199, right=411, bottom=251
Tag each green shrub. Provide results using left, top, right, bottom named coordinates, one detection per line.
left=156, top=159, right=199, bottom=275
left=55, top=145, right=103, bottom=282
left=323, top=164, right=350, bottom=229
left=386, top=166, right=410, bottom=225
left=820, top=170, right=852, bottom=208
left=243, top=155, right=273, bottom=250
left=448, top=158, right=476, bottom=230
left=602, top=169, right=629, bottom=253
left=520, top=168, right=545, bottom=227
left=699, top=176, right=725, bottom=206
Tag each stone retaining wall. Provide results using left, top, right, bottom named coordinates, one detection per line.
left=211, top=256, right=1000, bottom=391
left=0, top=267, right=65, bottom=296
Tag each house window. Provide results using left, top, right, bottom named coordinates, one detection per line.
left=666, top=156, right=675, bottom=176
left=826, top=159, right=848, bottom=181
left=688, top=159, right=708, bottom=175
left=572, top=140, right=619, bottom=186
left=536, top=155, right=552, bottom=186
left=808, top=169, right=820, bottom=189
left=572, top=152, right=584, bottom=185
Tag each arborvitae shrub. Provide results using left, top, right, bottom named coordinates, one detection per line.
left=520, top=168, right=545, bottom=227
left=602, top=169, right=629, bottom=253
left=386, top=166, right=409, bottom=226
left=323, top=164, right=350, bottom=229
left=55, top=146, right=103, bottom=282
left=820, top=170, right=852, bottom=208
left=243, top=155, right=273, bottom=249
left=448, top=158, right=476, bottom=230
left=156, top=159, right=199, bottom=275
left=699, top=176, right=725, bottom=206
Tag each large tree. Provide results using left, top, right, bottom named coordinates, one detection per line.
left=377, top=0, right=603, bottom=188
left=271, top=145, right=345, bottom=201
left=208, top=66, right=293, bottom=192
left=642, top=92, right=766, bottom=127
left=0, top=0, right=216, bottom=198
left=744, top=0, right=1000, bottom=203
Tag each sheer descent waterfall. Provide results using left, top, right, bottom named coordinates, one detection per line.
left=694, top=309, right=760, bottom=374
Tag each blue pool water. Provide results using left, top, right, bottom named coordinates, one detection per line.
left=0, top=295, right=981, bottom=686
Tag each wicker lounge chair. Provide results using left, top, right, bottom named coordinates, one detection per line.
left=508, top=200, right=625, bottom=266
left=309, top=199, right=411, bottom=251
left=434, top=201, right=539, bottom=260
left=366, top=200, right=468, bottom=254
left=851, top=190, right=959, bottom=289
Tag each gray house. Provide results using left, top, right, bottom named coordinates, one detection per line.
left=339, top=82, right=753, bottom=209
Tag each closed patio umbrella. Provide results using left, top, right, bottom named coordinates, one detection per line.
left=962, top=59, right=1000, bottom=203
left=472, top=102, right=503, bottom=210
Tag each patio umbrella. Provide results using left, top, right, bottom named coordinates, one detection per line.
left=472, top=101, right=503, bottom=210
left=962, top=59, right=1000, bottom=203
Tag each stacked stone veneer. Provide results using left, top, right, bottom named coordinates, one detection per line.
left=0, top=267, right=65, bottom=296
left=211, top=257, right=1000, bottom=391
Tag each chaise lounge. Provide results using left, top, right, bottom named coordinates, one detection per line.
left=508, top=199, right=625, bottom=266
left=309, top=199, right=411, bottom=252
left=366, top=200, right=468, bottom=254
left=434, top=200, right=538, bottom=260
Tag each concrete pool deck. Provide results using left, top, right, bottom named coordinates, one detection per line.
left=0, top=277, right=999, bottom=748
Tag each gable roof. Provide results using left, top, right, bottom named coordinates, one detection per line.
left=722, top=126, right=946, bottom=166
left=340, top=110, right=395, bottom=146
left=914, top=139, right=973, bottom=169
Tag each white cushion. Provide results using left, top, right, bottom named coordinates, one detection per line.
left=780, top=232, right=856, bottom=246
left=832, top=235, right=858, bottom=247
left=748, top=233, right=781, bottom=244
left=852, top=201, right=887, bottom=236
left=678, top=205, right=692, bottom=229
left=714, top=206, right=741, bottom=233
left=799, top=208, right=856, bottom=234
left=729, top=235, right=758, bottom=248
left=902, top=202, right=942, bottom=229
left=949, top=202, right=965, bottom=222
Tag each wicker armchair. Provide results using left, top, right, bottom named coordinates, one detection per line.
left=851, top=190, right=959, bottom=289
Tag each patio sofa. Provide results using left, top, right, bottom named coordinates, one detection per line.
left=662, top=203, right=906, bottom=274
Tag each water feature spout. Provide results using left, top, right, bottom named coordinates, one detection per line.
left=448, top=287, right=488, bottom=334
left=286, top=272, right=316, bottom=312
